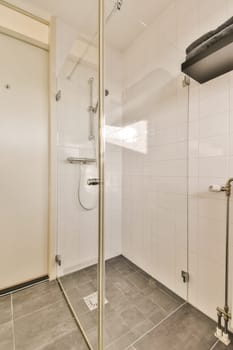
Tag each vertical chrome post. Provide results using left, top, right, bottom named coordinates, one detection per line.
left=225, top=194, right=230, bottom=316
left=214, top=178, right=233, bottom=345
left=98, top=0, right=105, bottom=349
left=223, top=178, right=233, bottom=315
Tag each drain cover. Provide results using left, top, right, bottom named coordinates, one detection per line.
left=83, top=292, right=108, bottom=311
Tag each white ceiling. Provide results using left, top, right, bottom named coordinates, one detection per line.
left=7, top=0, right=172, bottom=51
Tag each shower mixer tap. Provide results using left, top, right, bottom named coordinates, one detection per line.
left=209, top=179, right=233, bottom=196
left=87, top=178, right=100, bottom=186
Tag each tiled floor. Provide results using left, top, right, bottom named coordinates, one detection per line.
left=0, top=281, right=88, bottom=350
left=60, top=255, right=231, bottom=350
left=0, top=255, right=231, bottom=350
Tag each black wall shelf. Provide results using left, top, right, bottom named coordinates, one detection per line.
left=181, top=32, right=233, bottom=84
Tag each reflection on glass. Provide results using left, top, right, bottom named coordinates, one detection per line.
left=105, top=121, right=148, bottom=154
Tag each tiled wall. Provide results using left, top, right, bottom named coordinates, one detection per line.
left=121, top=0, right=188, bottom=301
left=188, top=60, right=233, bottom=320
left=57, top=45, right=123, bottom=275
left=121, top=0, right=233, bottom=321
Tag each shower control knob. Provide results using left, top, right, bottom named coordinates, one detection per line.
left=87, top=178, right=100, bottom=186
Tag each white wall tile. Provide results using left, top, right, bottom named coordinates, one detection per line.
left=199, top=135, right=229, bottom=158
left=199, top=157, right=228, bottom=178
left=199, top=112, right=229, bottom=139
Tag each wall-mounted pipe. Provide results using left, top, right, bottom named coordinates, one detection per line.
left=209, top=179, right=233, bottom=346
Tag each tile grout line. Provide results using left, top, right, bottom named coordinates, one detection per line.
left=11, top=294, right=16, bottom=350
left=124, top=302, right=187, bottom=350
left=13, top=301, right=61, bottom=321
left=12, top=297, right=63, bottom=322
left=209, top=340, right=219, bottom=350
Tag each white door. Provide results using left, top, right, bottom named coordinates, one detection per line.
left=0, top=34, right=49, bottom=290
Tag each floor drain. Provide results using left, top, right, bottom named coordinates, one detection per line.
left=83, top=292, right=108, bottom=311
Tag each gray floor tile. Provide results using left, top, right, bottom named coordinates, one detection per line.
left=132, top=319, right=154, bottom=337
left=0, top=322, right=14, bottom=350
left=110, top=292, right=138, bottom=313
left=105, top=303, right=118, bottom=321
left=133, top=304, right=216, bottom=350
left=147, top=285, right=183, bottom=313
left=66, top=288, right=90, bottom=315
left=120, top=306, right=145, bottom=328
left=131, top=294, right=158, bottom=317
left=76, top=281, right=97, bottom=298
left=72, top=270, right=93, bottom=285
left=60, top=268, right=97, bottom=292
left=106, top=283, right=124, bottom=302
left=106, top=269, right=129, bottom=285
left=107, top=256, right=137, bottom=276
left=85, top=327, right=98, bottom=348
left=14, top=301, right=77, bottom=350
left=82, top=265, right=97, bottom=280
left=127, top=272, right=149, bottom=291
left=105, top=343, right=118, bottom=350
left=59, top=274, right=77, bottom=292
left=114, top=278, right=138, bottom=296
left=13, top=281, right=63, bottom=319
left=214, top=339, right=233, bottom=349
left=105, top=314, right=130, bottom=343
left=148, top=306, right=167, bottom=325
left=39, top=330, right=89, bottom=350
left=0, top=295, right=12, bottom=325
left=106, top=330, right=138, bottom=350
left=78, top=311, right=98, bottom=332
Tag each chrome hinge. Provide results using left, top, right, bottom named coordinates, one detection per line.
left=56, top=90, right=61, bottom=101
left=182, top=75, right=190, bottom=88
left=55, top=255, right=62, bottom=266
left=117, top=0, right=123, bottom=10
left=181, top=270, right=189, bottom=283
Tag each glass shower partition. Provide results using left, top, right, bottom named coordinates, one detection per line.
left=55, top=1, right=190, bottom=349
left=103, top=1, right=190, bottom=349
left=55, top=1, right=105, bottom=348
